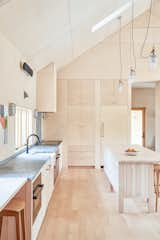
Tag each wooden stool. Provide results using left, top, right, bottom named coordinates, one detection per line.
left=0, top=199, right=26, bottom=240
left=154, top=164, right=160, bottom=212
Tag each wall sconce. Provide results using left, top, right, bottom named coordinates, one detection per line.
left=8, top=103, right=16, bottom=116
left=24, top=91, right=29, bottom=99
left=0, top=105, right=4, bottom=117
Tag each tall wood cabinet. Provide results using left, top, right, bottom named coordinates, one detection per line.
left=37, top=63, right=57, bottom=112
left=67, top=79, right=96, bottom=166
left=43, top=78, right=131, bottom=167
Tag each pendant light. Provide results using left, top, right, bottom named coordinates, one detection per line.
left=128, top=0, right=136, bottom=84
left=140, top=0, right=157, bottom=70
left=118, top=80, right=123, bottom=92
left=128, top=67, right=136, bottom=83
left=118, top=16, right=124, bottom=92
left=149, top=46, right=158, bottom=69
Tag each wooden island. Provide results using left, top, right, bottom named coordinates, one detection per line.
left=104, top=145, right=160, bottom=213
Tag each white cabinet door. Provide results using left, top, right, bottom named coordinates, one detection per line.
left=32, top=162, right=49, bottom=240
left=41, top=163, right=49, bottom=211
left=42, top=155, right=55, bottom=208
left=32, top=156, right=54, bottom=240
left=37, top=63, right=57, bottom=112
left=48, top=153, right=55, bottom=199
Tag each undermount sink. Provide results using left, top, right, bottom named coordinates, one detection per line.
left=31, top=151, right=56, bottom=156
left=31, top=152, right=51, bottom=155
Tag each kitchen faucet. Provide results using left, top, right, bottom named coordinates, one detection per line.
left=26, top=134, right=41, bottom=154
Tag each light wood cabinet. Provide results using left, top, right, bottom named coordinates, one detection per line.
left=43, top=78, right=131, bottom=167
left=100, top=79, right=129, bottom=106
left=37, top=63, right=57, bottom=112
left=67, top=79, right=95, bottom=106
left=67, top=80, right=96, bottom=166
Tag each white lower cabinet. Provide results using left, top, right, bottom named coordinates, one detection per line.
left=42, top=154, right=55, bottom=209
left=32, top=153, right=55, bottom=240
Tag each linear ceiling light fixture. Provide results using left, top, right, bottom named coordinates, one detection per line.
left=91, top=0, right=135, bottom=33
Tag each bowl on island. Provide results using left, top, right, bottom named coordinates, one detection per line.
left=125, top=148, right=138, bottom=156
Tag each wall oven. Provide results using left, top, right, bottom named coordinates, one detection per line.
left=33, top=174, right=44, bottom=223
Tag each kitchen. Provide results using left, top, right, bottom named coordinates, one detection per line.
left=0, top=0, right=160, bottom=240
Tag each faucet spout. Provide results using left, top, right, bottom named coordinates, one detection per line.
left=26, top=134, right=40, bottom=154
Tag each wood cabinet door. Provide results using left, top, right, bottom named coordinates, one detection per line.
left=37, top=63, right=57, bottom=112
left=67, top=79, right=96, bottom=166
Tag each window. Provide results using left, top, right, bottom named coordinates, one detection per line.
left=15, top=107, right=33, bottom=149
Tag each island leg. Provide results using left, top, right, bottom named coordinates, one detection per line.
left=119, top=163, right=124, bottom=213
left=148, top=165, right=155, bottom=213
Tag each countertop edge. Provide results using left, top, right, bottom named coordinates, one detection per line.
left=0, top=178, right=27, bottom=212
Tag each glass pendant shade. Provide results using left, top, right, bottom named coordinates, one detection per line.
left=149, top=47, right=157, bottom=70
left=128, top=67, right=136, bottom=84
left=118, top=80, right=123, bottom=92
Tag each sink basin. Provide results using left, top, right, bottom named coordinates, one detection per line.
left=31, top=152, right=51, bottom=155
left=40, top=141, right=62, bottom=146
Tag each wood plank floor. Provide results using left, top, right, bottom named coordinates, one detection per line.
left=37, top=168, right=160, bottom=240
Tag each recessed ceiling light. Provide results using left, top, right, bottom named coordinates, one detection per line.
left=91, top=0, right=134, bottom=33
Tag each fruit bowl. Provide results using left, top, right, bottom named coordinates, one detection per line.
left=125, top=148, right=138, bottom=156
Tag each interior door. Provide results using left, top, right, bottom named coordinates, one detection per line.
left=131, top=108, right=145, bottom=146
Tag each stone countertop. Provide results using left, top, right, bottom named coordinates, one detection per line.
left=0, top=142, right=61, bottom=180
left=0, top=177, right=27, bottom=211
left=0, top=142, right=62, bottom=212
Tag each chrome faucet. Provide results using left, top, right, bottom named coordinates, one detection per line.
left=26, top=134, right=41, bottom=154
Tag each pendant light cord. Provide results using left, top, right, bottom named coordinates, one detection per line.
left=140, top=0, right=153, bottom=59
left=67, top=0, right=74, bottom=58
left=131, top=0, right=136, bottom=70
left=118, top=16, right=123, bottom=82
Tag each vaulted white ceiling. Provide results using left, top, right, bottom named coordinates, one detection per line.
left=0, top=0, right=151, bottom=71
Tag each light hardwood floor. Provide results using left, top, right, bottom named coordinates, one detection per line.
left=37, top=168, right=160, bottom=240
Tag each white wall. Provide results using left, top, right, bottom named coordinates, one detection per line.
left=0, top=31, right=36, bottom=160
left=132, top=88, right=155, bottom=149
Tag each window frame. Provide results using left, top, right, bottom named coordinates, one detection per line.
left=15, top=106, right=33, bottom=150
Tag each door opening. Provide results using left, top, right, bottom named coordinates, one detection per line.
left=131, top=108, right=145, bottom=146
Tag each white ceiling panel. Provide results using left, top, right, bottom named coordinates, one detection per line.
left=0, top=0, right=70, bottom=56
left=29, top=32, right=72, bottom=70
left=0, top=0, right=152, bottom=70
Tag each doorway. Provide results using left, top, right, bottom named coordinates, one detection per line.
left=131, top=108, right=145, bottom=146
